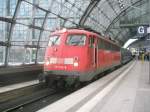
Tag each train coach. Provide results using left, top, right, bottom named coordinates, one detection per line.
left=39, top=28, right=121, bottom=87
left=121, top=48, right=133, bottom=64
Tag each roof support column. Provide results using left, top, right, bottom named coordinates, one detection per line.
left=35, top=1, right=54, bottom=64
left=4, top=0, right=22, bottom=66
left=34, top=13, right=47, bottom=64
left=4, top=0, right=10, bottom=66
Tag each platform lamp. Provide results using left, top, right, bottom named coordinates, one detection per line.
left=147, top=26, right=150, bottom=83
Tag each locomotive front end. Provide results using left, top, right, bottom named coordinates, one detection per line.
left=42, top=29, right=88, bottom=87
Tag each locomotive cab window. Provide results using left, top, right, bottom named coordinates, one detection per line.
left=66, top=34, right=86, bottom=46
left=48, top=35, right=60, bottom=46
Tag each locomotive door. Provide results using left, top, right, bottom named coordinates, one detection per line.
left=89, top=35, right=98, bottom=68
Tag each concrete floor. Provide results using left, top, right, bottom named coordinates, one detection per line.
left=92, top=61, right=150, bottom=112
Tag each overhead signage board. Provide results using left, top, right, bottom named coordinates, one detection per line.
left=147, top=27, right=150, bottom=40
left=147, top=27, right=150, bottom=34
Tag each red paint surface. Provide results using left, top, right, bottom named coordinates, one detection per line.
left=44, top=29, right=121, bottom=73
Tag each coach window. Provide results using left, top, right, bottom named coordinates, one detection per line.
left=66, top=34, right=86, bottom=46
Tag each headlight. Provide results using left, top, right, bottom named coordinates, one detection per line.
left=73, top=62, right=78, bottom=67
left=45, top=60, right=50, bottom=65
left=50, top=58, right=57, bottom=64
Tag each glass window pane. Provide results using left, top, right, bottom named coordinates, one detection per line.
left=40, top=31, right=50, bottom=47
left=0, top=21, right=9, bottom=41
left=66, top=34, right=86, bottom=46
left=45, top=15, right=63, bottom=30
left=10, top=0, right=18, bottom=16
left=18, top=1, right=32, bottom=17
left=98, top=1, right=116, bottom=20
left=50, top=1, right=61, bottom=15
left=37, top=48, right=45, bottom=63
left=17, top=1, right=46, bottom=27
left=11, top=24, right=28, bottom=46
left=38, top=0, right=52, bottom=10
left=0, top=46, right=5, bottom=66
left=8, top=46, right=25, bottom=65
left=0, top=0, right=6, bottom=17
left=31, top=48, right=37, bottom=63
left=24, top=48, right=36, bottom=64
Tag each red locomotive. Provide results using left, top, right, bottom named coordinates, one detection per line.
left=40, top=28, right=121, bottom=87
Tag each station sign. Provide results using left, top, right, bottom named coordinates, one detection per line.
left=138, top=26, right=145, bottom=34
left=137, top=26, right=150, bottom=39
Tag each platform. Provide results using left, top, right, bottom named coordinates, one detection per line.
left=0, top=80, right=39, bottom=94
left=90, top=61, right=150, bottom=112
left=0, top=65, right=42, bottom=86
left=38, top=61, right=150, bottom=112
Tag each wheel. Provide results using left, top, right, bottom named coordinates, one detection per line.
left=74, top=81, right=80, bottom=89
left=72, top=79, right=81, bottom=89
left=45, top=77, right=62, bottom=90
left=56, top=80, right=65, bottom=90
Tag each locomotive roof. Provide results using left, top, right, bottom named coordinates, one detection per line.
left=51, top=28, right=120, bottom=47
left=51, top=28, right=90, bottom=35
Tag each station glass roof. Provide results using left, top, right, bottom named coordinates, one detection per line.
left=0, top=0, right=149, bottom=66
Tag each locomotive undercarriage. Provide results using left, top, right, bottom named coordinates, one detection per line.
left=39, top=71, right=81, bottom=89
left=39, top=63, right=122, bottom=89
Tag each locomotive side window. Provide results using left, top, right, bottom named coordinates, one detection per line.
left=98, top=39, right=104, bottom=49
left=48, top=35, right=60, bottom=46
left=98, top=39, right=101, bottom=49
left=89, top=36, right=95, bottom=48
left=104, top=41, right=109, bottom=50
left=66, top=34, right=86, bottom=46
left=112, top=45, right=120, bottom=51
left=102, top=40, right=104, bottom=49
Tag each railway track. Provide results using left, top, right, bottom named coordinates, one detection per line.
left=0, top=63, right=129, bottom=112
left=0, top=83, right=55, bottom=112
left=0, top=82, right=77, bottom=112
left=10, top=90, right=73, bottom=112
